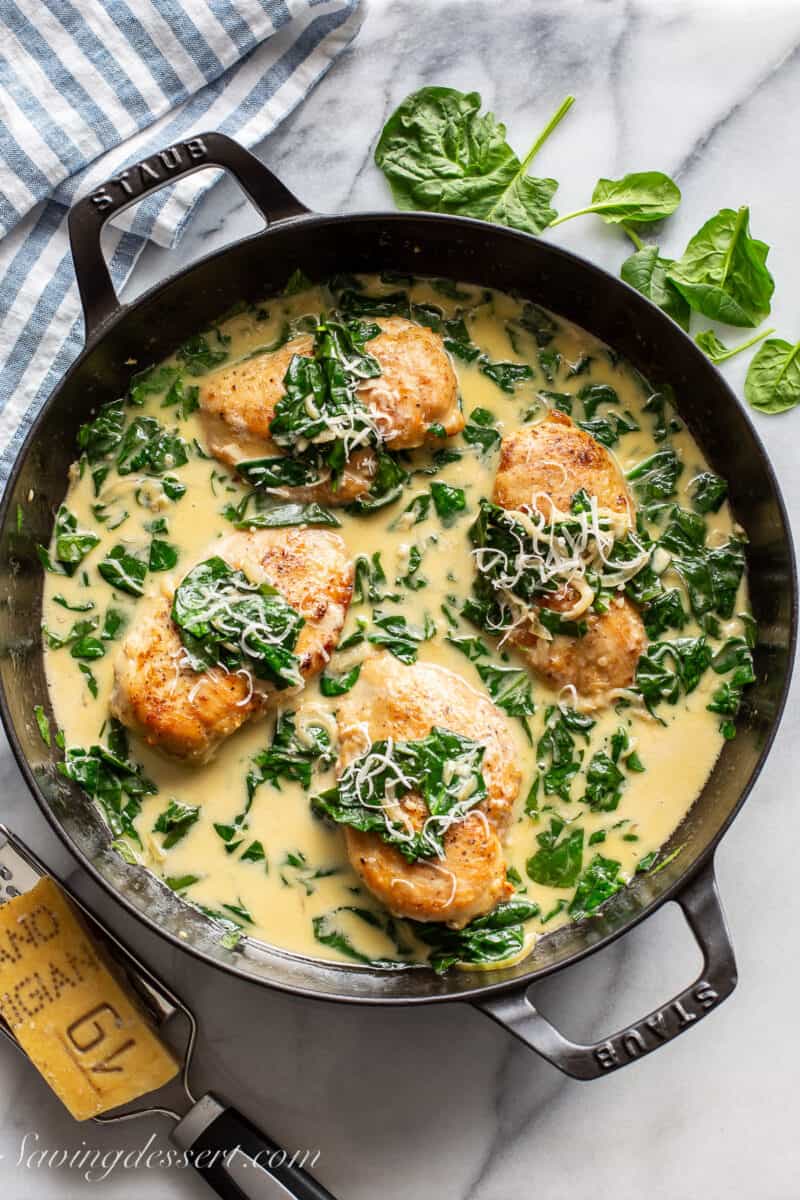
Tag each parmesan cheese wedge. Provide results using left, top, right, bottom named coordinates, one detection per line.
left=0, top=877, right=178, bottom=1120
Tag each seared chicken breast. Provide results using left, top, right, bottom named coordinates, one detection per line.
left=512, top=593, right=646, bottom=702
left=493, top=410, right=633, bottom=521
left=492, top=411, right=645, bottom=704
left=111, top=528, right=353, bottom=764
left=335, top=654, right=521, bottom=928
left=198, top=317, right=462, bottom=503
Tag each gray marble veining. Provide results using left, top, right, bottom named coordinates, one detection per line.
left=3, top=1, right=800, bottom=1196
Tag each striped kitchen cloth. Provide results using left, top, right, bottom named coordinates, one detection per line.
left=0, top=0, right=362, bottom=489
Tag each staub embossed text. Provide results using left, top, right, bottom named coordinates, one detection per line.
left=593, top=980, right=720, bottom=1070
left=89, top=138, right=209, bottom=212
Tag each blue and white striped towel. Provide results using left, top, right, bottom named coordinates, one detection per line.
left=0, top=0, right=361, bottom=489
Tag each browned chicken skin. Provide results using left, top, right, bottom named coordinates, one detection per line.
left=513, top=593, right=646, bottom=702
left=492, top=411, right=645, bottom=705
left=198, top=317, right=463, bottom=503
left=493, top=410, right=633, bottom=520
left=111, top=528, right=353, bottom=764
left=336, top=654, right=521, bottom=928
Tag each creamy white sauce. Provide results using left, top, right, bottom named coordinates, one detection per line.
left=42, top=278, right=749, bottom=968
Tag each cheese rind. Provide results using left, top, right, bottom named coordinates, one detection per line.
left=0, top=877, right=178, bottom=1120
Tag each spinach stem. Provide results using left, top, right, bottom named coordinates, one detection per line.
left=771, top=340, right=800, bottom=388
left=719, top=205, right=747, bottom=286
left=520, top=95, right=575, bottom=171
left=550, top=197, right=636, bottom=226
left=703, top=326, right=775, bottom=364
left=623, top=224, right=645, bottom=251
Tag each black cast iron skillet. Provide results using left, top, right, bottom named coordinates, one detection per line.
left=0, top=132, right=795, bottom=1150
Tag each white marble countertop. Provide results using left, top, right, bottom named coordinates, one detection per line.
left=3, top=1, right=800, bottom=1196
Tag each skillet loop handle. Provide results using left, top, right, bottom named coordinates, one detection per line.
left=172, top=1094, right=336, bottom=1200
left=473, top=859, right=737, bottom=1080
left=67, top=131, right=308, bottom=343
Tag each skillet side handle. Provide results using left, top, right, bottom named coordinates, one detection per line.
left=67, top=131, right=309, bottom=343
left=472, top=859, right=736, bottom=1080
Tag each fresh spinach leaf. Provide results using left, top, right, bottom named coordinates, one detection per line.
left=744, top=336, right=800, bottom=414
left=552, top=172, right=680, bottom=227
left=620, top=244, right=691, bottom=330
left=375, top=89, right=575, bottom=234
left=667, top=206, right=774, bottom=327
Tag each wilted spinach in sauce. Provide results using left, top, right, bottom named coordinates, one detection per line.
left=40, top=273, right=755, bottom=972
